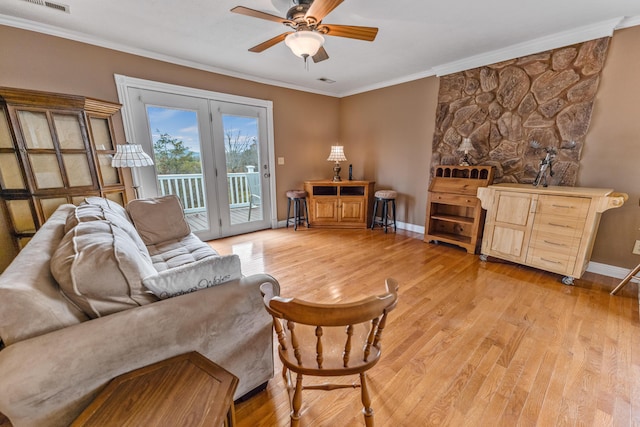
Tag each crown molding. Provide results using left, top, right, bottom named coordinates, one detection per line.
left=0, top=14, right=338, bottom=98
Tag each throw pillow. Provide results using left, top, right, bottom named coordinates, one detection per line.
left=51, top=220, right=158, bottom=318
left=142, top=254, right=242, bottom=299
left=126, top=195, right=191, bottom=246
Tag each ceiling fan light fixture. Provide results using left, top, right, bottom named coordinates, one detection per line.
left=285, top=31, right=324, bottom=58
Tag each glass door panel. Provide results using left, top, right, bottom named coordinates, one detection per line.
left=89, top=117, right=114, bottom=150
left=18, top=111, right=54, bottom=149
left=62, top=154, right=93, bottom=186
left=6, top=200, right=36, bottom=233
left=53, top=114, right=84, bottom=149
left=211, top=101, right=271, bottom=237
left=29, top=154, right=64, bottom=188
left=0, top=153, right=25, bottom=189
left=0, top=109, right=13, bottom=148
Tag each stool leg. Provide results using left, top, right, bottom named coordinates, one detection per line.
left=286, top=198, right=292, bottom=228
left=392, top=199, right=397, bottom=232
left=293, top=199, right=300, bottom=231
left=370, top=199, right=378, bottom=229
left=382, top=200, right=388, bottom=233
left=303, top=199, right=310, bottom=228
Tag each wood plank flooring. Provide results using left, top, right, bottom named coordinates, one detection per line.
left=207, top=227, right=640, bottom=427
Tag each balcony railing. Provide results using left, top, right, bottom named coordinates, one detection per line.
left=157, top=172, right=260, bottom=213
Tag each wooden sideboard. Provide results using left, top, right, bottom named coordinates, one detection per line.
left=477, top=183, right=627, bottom=284
left=424, top=165, right=494, bottom=254
left=304, top=180, right=375, bottom=229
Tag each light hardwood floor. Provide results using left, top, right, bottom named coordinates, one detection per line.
left=208, top=227, right=640, bottom=427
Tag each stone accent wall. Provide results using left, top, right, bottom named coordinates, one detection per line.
left=432, top=38, right=610, bottom=185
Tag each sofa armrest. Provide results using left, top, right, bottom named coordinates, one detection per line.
left=0, top=273, right=279, bottom=427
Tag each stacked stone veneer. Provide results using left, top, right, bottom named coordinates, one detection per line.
left=432, top=38, right=610, bottom=185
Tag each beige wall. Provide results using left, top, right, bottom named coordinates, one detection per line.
left=1, top=23, right=639, bottom=272
left=578, top=26, right=640, bottom=269
left=340, top=79, right=438, bottom=226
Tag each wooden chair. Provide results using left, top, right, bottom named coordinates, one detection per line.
left=260, top=279, right=399, bottom=427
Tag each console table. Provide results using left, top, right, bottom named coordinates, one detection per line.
left=72, top=352, right=238, bottom=426
left=477, top=184, right=627, bottom=285
left=304, top=180, right=375, bottom=228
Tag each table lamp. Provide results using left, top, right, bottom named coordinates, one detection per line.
left=457, top=138, right=474, bottom=166
left=327, top=145, right=347, bottom=182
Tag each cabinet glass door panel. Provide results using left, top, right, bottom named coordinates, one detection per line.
left=62, top=154, right=93, bottom=186
left=39, top=197, right=69, bottom=220
left=0, top=153, right=25, bottom=189
left=0, top=109, right=12, bottom=148
left=18, top=111, right=54, bottom=149
left=6, top=199, right=36, bottom=233
left=89, top=117, right=114, bottom=150
left=98, top=153, right=120, bottom=185
left=53, top=114, right=84, bottom=149
left=29, top=153, right=64, bottom=188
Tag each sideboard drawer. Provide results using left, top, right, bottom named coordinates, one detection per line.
left=429, top=192, right=477, bottom=208
left=536, top=195, right=590, bottom=218
left=532, top=214, right=585, bottom=238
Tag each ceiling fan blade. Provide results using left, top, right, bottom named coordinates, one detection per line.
left=320, top=24, right=378, bottom=41
left=305, top=0, right=344, bottom=23
left=312, top=46, right=329, bottom=63
left=231, top=6, right=290, bottom=24
left=248, top=32, right=292, bottom=53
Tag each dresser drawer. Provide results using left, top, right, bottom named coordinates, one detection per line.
left=536, top=195, right=590, bottom=218
left=429, top=192, right=478, bottom=207
left=532, top=214, right=585, bottom=238
left=528, top=231, right=581, bottom=256
left=526, top=247, right=576, bottom=275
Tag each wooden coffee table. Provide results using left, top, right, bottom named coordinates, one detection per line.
left=72, top=352, right=238, bottom=427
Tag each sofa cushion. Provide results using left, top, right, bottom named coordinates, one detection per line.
left=147, top=234, right=219, bottom=272
left=65, top=201, right=151, bottom=262
left=126, top=195, right=191, bottom=246
left=50, top=220, right=158, bottom=319
left=142, top=254, right=242, bottom=299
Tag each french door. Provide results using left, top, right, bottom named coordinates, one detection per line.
left=118, top=79, right=274, bottom=241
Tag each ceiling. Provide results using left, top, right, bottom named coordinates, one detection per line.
left=1, top=0, right=640, bottom=97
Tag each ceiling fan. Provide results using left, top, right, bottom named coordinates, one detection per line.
left=231, top=0, right=378, bottom=64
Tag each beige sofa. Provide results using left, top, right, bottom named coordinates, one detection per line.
left=0, top=196, right=279, bottom=427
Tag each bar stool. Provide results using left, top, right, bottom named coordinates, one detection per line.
left=370, top=190, right=397, bottom=233
left=286, top=190, right=309, bottom=231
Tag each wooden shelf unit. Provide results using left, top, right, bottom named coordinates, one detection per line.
left=0, top=87, right=126, bottom=250
left=304, top=180, right=375, bottom=229
left=424, top=165, right=494, bottom=254
left=477, top=183, right=627, bottom=284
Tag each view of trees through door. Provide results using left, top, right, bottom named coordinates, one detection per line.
left=146, top=107, right=264, bottom=230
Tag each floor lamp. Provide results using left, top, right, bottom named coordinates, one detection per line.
left=111, top=143, right=154, bottom=199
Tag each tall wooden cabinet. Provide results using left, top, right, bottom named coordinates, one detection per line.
left=304, top=180, right=375, bottom=228
left=424, top=165, right=494, bottom=254
left=477, top=183, right=627, bottom=284
left=0, top=87, right=126, bottom=249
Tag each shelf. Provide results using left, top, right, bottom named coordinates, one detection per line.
left=430, top=214, right=474, bottom=224
left=425, top=165, right=494, bottom=254
left=428, top=231, right=472, bottom=244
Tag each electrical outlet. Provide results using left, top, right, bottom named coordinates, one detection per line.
left=633, top=240, right=640, bottom=255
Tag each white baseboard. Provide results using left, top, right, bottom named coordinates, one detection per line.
left=586, top=261, right=640, bottom=282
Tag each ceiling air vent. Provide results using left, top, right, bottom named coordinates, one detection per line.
left=19, top=0, right=70, bottom=13
left=318, top=77, right=336, bottom=84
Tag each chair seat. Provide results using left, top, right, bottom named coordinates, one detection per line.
left=374, top=190, right=397, bottom=199
left=286, top=190, right=307, bottom=199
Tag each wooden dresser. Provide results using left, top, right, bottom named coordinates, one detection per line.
left=477, top=184, right=627, bottom=284
left=424, top=165, right=494, bottom=254
left=304, top=180, right=375, bottom=229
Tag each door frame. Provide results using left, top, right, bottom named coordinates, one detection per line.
left=114, top=74, right=278, bottom=231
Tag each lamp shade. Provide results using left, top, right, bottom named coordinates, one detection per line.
left=457, top=138, right=474, bottom=153
left=285, top=31, right=325, bottom=58
left=111, top=144, right=154, bottom=168
left=327, top=145, right=347, bottom=162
